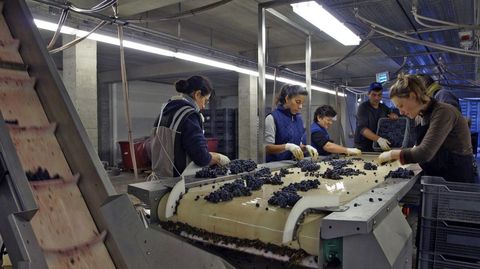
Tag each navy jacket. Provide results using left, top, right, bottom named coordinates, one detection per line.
left=153, top=98, right=211, bottom=176
left=302, top=122, right=332, bottom=156
left=266, top=105, right=305, bottom=162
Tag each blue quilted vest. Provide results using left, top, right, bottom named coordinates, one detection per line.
left=302, top=122, right=331, bottom=156
left=266, top=105, right=305, bottom=162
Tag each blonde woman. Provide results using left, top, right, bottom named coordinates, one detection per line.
left=377, top=74, right=473, bottom=182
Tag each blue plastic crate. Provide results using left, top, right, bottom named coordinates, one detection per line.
left=421, top=177, right=480, bottom=224
left=419, top=219, right=480, bottom=262
left=372, top=117, right=410, bottom=151
left=418, top=253, right=480, bottom=269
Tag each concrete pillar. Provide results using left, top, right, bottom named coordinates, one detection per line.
left=98, top=83, right=114, bottom=164
left=63, top=35, right=98, bottom=151
left=238, top=74, right=257, bottom=160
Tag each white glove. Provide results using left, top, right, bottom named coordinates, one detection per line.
left=346, top=148, right=362, bottom=156
left=217, top=153, right=231, bottom=166
left=377, top=151, right=393, bottom=164
left=305, top=145, right=319, bottom=160
left=377, top=137, right=391, bottom=151
left=285, top=143, right=304, bottom=160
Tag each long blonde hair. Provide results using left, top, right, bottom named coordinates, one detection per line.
left=389, top=73, right=429, bottom=104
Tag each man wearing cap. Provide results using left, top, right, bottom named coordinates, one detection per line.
left=354, top=82, right=398, bottom=152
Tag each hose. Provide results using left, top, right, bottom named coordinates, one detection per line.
left=69, top=0, right=117, bottom=14
left=311, top=30, right=375, bottom=74
left=355, top=12, right=480, bottom=57
left=47, top=8, right=70, bottom=50
left=115, top=5, right=139, bottom=179
left=49, top=20, right=108, bottom=54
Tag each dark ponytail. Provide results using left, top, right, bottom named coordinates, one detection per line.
left=276, top=84, right=308, bottom=105
left=174, top=75, right=214, bottom=98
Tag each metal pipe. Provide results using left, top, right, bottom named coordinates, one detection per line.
left=259, top=0, right=306, bottom=9
left=117, top=24, right=139, bottom=179
left=305, top=34, right=312, bottom=145
left=265, top=8, right=310, bottom=35
left=31, top=0, right=335, bottom=89
left=257, top=6, right=266, bottom=163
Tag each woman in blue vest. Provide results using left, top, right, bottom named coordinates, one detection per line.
left=265, top=84, right=318, bottom=162
left=303, top=105, right=362, bottom=156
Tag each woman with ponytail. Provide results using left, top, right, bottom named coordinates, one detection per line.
left=149, top=75, right=230, bottom=179
left=377, top=74, right=473, bottom=182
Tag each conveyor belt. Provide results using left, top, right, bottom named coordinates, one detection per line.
left=157, top=156, right=415, bottom=257
left=0, top=4, right=115, bottom=268
left=0, top=2, right=234, bottom=268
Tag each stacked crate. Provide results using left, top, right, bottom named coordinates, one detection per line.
left=203, top=108, right=237, bottom=159
left=418, top=177, right=480, bottom=268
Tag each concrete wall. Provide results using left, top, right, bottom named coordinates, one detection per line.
left=112, top=80, right=176, bottom=164
left=106, top=79, right=357, bottom=164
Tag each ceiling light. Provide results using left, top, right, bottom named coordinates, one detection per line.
left=34, top=19, right=345, bottom=97
left=291, top=1, right=361, bottom=46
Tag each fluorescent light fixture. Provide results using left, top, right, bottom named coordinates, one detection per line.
left=291, top=1, right=361, bottom=46
left=34, top=19, right=345, bottom=97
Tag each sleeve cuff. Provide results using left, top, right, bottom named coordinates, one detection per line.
left=399, top=150, right=406, bottom=165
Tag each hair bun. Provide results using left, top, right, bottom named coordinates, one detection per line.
left=175, top=79, right=189, bottom=93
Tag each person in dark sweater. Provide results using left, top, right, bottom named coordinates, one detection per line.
left=265, top=84, right=318, bottom=162
left=417, top=74, right=461, bottom=112
left=149, top=76, right=230, bottom=179
left=378, top=74, right=473, bottom=183
left=354, top=82, right=399, bottom=152
left=302, top=105, right=361, bottom=156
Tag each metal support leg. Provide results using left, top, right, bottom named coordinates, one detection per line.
left=257, top=6, right=266, bottom=163
left=305, top=35, right=312, bottom=145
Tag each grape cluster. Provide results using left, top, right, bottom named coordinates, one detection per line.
left=297, top=159, right=320, bottom=172
left=195, top=166, right=227, bottom=178
left=283, top=179, right=320, bottom=192
left=326, top=159, right=353, bottom=170
left=321, top=168, right=343, bottom=180
left=5, top=119, right=18, bottom=125
left=279, top=168, right=292, bottom=177
left=322, top=155, right=340, bottom=162
left=384, top=167, right=414, bottom=179
left=26, top=167, right=60, bottom=181
left=204, top=179, right=251, bottom=203
left=254, top=167, right=271, bottom=178
left=242, top=174, right=263, bottom=191
left=305, top=171, right=322, bottom=177
left=363, top=162, right=378, bottom=170
left=264, top=173, right=283, bottom=185
left=376, top=119, right=406, bottom=148
left=229, top=159, right=257, bottom=174
left=268, top=179, right=320, bottom=208
left=321, top=167, right=366, bottom=180
left=268, top=191, right=301, bottom=208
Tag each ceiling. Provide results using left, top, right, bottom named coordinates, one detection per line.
left=26, top=0, right=480, bottom=98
